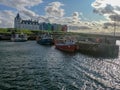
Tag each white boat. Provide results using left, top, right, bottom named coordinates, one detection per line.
left=11, top=33, right=27, bottom=42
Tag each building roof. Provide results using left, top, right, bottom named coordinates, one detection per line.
left=15, top=13, right=21, bottom=20
left=21, top=20, right=39, bottom=25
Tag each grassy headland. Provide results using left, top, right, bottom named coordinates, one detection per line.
left=0, top=28, right=120, bottom=41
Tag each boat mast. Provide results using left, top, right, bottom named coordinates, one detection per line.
left=113, top=16, right=116, bottom=37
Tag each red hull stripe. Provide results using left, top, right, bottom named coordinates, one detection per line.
left=56, top=45, right=76, bottom=52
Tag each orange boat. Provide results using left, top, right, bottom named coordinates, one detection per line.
left=55, top=39, right=76, bottom=52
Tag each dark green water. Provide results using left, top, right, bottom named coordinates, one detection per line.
left=0, top=41, right=120, bottom=90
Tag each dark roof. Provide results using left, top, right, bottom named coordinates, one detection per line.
left=21, top=20, right=39, bottom=25
left=15, top=13, right=21, bottom=19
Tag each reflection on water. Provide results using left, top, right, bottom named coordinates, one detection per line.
left=0, top=41, right=120, bottom=90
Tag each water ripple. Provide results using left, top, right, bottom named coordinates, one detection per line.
left=0, top=41, right=120, bottom=90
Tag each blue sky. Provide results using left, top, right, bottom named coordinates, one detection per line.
left=30, top=0, right=104, bottom=21
left=0, top=0, right=120, bottom=29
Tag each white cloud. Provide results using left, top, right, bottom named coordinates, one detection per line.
left=0, top=10, right=15, bottom=28
left=92, top=0, right=120, bottom=23
left=42, top=11, right=82, bottom=26
left=0, top=0, right=43, bottom=18
left=72, top=12, right=81, bottom=24
left=0, top=0, right=43, bottom=28
left=0, top=0, right=43, bottom=9
left=20, top=9, right=39, bottom=19
left=45, top=2, right=64, bottom=17
left=37, top=2, right=66, bottom=24
left=69, top=24, right=92, bottom=30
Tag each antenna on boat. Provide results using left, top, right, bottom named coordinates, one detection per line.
left=113, top=16, right=116, bottom=38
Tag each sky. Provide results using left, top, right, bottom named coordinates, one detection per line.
left=0, top=0, right=120, bottom=31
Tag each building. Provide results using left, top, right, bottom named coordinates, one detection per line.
left=14, top=13, right=67, bottom=31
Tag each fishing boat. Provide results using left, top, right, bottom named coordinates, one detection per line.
left=36, top=33, right=54, bottom=45
left=55, top=39, right=76, bottom=52
left=11, top=33, right=27, bottom=42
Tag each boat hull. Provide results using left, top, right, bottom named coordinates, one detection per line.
left=55, top=44, right=76, bottom=52
left=11, top=38, right=27, bottom=42
left=11, top=33, right=28, bottom=42
left=37, top=39, right=54, bottom=45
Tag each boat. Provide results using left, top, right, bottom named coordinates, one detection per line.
left=11, top=32, right=27, bottom=42
left=55, top=39, right=76, bottom=52
left=36, top=33, right=54, bottom=45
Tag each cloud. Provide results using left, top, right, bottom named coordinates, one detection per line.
left=0, top=0, right=43, bottom=28
left=45, top=2, right=64, bottom=17
left=20, top=9, right=39, bottom=19
left=93, top=4, right=114, bottom=15
left=103, top=21, right=120, bottom=28
left=109, top=14, right=120, bottom=21
left=0, top=0, right=43, bottom=18
left=78, top=26, right=92, bottom=30
left=0, top=0, right=43, bottom=9
left=92, top=0, right=120, bottom=22
left=69, top=25, right=92, bottom=30
left=0, top=0, right=96, bottom=30
left=39, top=2, right=67, bottom=24
left=42, top=11, right=82, bottom=26
left=0, top=1, right=67, bottom=28
left=103, top=22, right=114, bottom=28
left=0, top=10, right=15, bottom=28
left=72, top=12, right=81, bottom=24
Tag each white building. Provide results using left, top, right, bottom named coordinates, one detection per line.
left=14, top=13, right=40, bottom=30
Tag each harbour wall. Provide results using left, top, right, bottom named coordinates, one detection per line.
left=76, top=41, right=119, bottom=58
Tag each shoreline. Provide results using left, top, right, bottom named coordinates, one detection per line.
left=0, top=31, right=120, bottom=41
